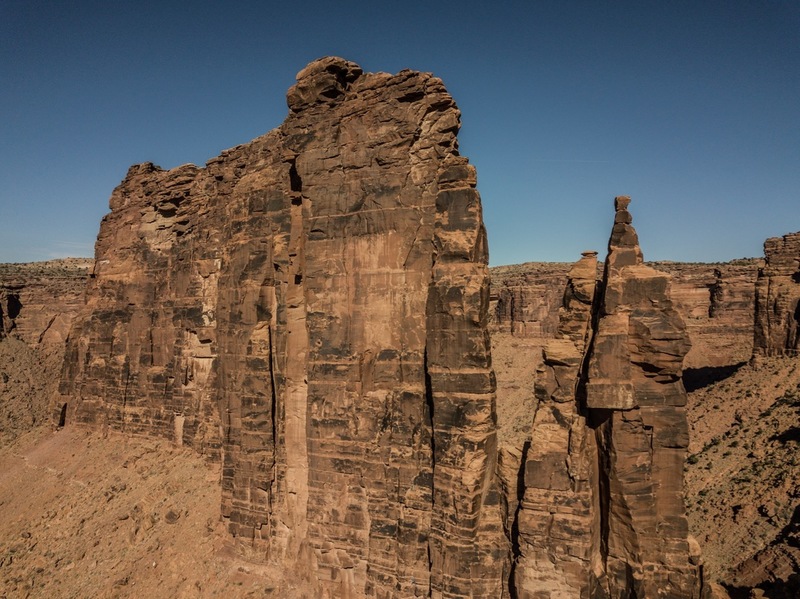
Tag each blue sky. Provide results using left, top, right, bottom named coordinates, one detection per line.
left=1, top=1, right=798, bottom=266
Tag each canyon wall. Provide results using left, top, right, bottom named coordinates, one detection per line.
left=754, top=231, right=800, bottom=357
left=57, top=58, right=507, bottom=598
left=0, top=260, right=91, bottom=444
left=490, top=260, right=758, bottom=370
left=0, top=259, right=90, bottom=346
left=53, top=59, right=707, bottom=597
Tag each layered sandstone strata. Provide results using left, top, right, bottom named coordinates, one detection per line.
left=56, top=57, right=710, bottom=597
left=753, top=231, right=800, bottom=356
left=513, top=251, right=600, bottom=596
left=490, top=262, right=572, bottom=338
left=510, top=198, right=703, bottom=598
left=0, top=259, right=91, bottom=346
left=490, top=260, right=757, bottom=371
left=0, top=259, right=91, bottom=443
left=654, top=261, right=757, bottom=369
left=57, top=57, right=506, bottom=598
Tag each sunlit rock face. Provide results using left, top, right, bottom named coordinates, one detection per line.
left=489, top=261, right=759, bottom=373
left=57, top=57, right=507, bottom=598
left=754, top=231, right=800, bottom=357
left=58, top=56, right=707, bottom=598
left=511, top=198, right=704, bottom=598
left=0, top=259, right=90, bottom=346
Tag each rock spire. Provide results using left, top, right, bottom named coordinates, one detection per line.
left=753, top=231, right=800, bottom=357
left=513, top=197, right=703, bottom=598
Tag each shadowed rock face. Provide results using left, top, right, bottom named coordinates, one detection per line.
left=511, top=198, right=703, bottom=598
left=754, top=231, right=800, bottom=357
left=58, top=58, right=506, bottom=598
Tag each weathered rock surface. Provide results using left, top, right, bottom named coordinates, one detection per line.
left=586, top=197, right=699, bottom=597
left=490, top=260, right=758, bottom=372
left=754, top=231, right=800, bottom=357
left=0, top=259, right=91, bottom=346
left=509, top=198, right=702, bottom=598
left=0, top=259, right=91, bottom=445
left=490, top=262, right=573, bottom=338
left=51, top=58, right=716, bottom=598
left=513, top=251, right=600, bottom=596
left=652, top=261, right=758, bottom=370
left=57, top=57, right=506, bottom=598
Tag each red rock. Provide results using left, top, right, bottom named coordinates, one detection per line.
left=57, top=57, right=506, bottom=598
left=753, top=231, right=800, bottom=357
left=512, top=198, right=704, bottom=598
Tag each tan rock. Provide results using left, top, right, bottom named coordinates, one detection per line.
left=489, top=259, right=758, bottom=373
left=57, top=57, right=506, bottom=598
left=512, top=198, right=703, bottom=598
left=753, top=231, right=800, bottom=356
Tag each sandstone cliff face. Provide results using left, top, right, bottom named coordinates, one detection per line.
left=754, top=231, right=800, bottom=357
left=58, top=58, right=506, bottom=598
left=509, top=198, right=702, bottom=598
left=653, top=261, right=757, bottom=370
left=490, top=260, right=757, bottom=372
left=56, top=58, right=708, bottom=598
left=0, top=259, right=91, bottom=444
left=513, top=251, right=600, bottom=596
left=490, top=262, right=572, bottom=338
left=0, top=259, right=91, bottom=346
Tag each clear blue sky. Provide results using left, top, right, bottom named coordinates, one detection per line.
left=1, top=1, right=798, bottom=266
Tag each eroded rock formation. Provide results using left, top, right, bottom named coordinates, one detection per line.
left=490, top=260, right=758, bottom=371
left=57, top=57, right=506, bottom=598
left=0, top=259, right=91, bottom=346
left=0, top=259, right=91, bottom=444
left=514, top=251, right=599, bottom=596
left=754, top=231, right=800, bottom=357
left=490, top=262, right=572, bottom=338
left=55, top=56, right=709, bottom=597
left=510, top=198, right=703, bottom=598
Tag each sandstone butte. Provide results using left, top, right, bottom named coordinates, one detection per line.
left=54, top=57, right=708, bottom=598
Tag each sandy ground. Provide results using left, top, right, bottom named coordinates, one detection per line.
left=684, top=356, right=800, bottom=590
left=0, top=425, right=298, bottom=599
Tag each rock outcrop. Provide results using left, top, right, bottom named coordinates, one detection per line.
left=653, top=261, right=757, bottom=370
left=510, top=198, right=702, bottom=598
left=513, top=251, right=600, bottom=596
left=490, top=262, right=573, bottom=338
left=0, top=259, right=91, bottom=444
left=754, top=231, right=800, bottom=357
left=55, top=57, right=709, bottom=597
left=0, top=259, right=91, bottom=346
left=490, top=260, right=758, bottom=372
left=57, top=57, right=506, bottom=598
